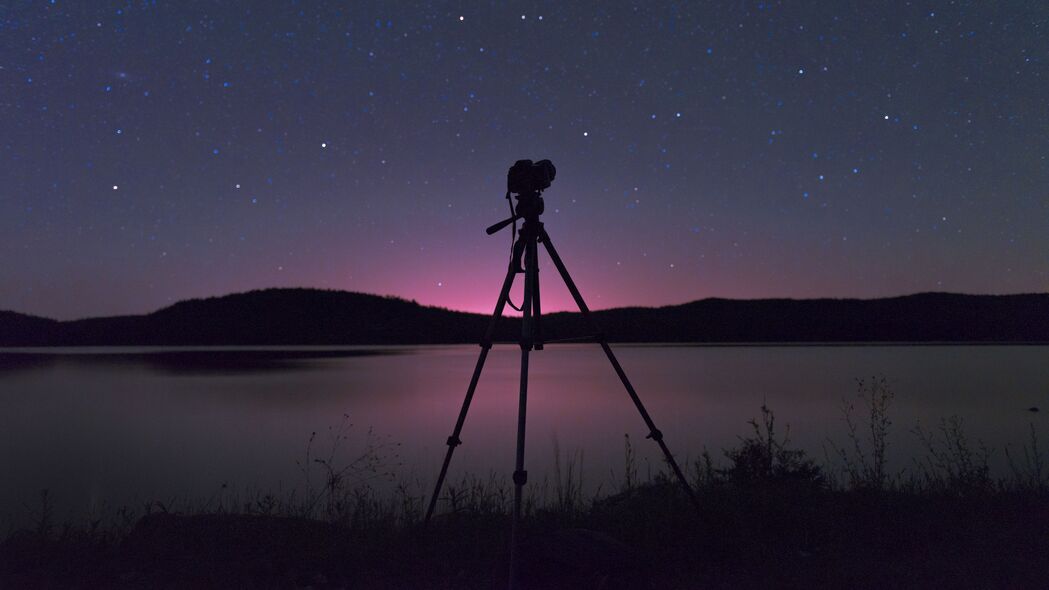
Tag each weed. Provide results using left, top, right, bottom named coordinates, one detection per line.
left=30, top=489, right=53, bottom=539
left=912, top=415, right=992, bottom=494
left=1005, top=423, right=1047, bottom=492
left=830, top=377, right=895, bottom=490
left=551, top=437, right=586, bottom=515
left=296, top=414, right=401, bottom=520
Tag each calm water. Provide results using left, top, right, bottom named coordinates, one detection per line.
left=2, top=345, right=1047, bottom=526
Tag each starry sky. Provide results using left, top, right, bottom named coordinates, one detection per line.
left=3, top=1, right=1047, bottom=320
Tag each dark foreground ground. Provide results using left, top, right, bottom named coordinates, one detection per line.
left=3, top=482, right=1048, bottom=589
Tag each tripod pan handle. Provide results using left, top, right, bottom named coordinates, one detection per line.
left=486, top=215, right=518, bottom=235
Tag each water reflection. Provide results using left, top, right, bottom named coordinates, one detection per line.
left=0, top=348, right=407, bottom=376
left=0, top=345, right=1047, bottom=527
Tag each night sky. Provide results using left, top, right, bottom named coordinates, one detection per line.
left=3, top=1, right=1047, bottom=320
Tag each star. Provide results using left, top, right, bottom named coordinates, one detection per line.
left=5, top=0, right=1048, bottom=319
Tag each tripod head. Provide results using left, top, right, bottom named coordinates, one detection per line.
left=485, top=159, right=555, bottom=235
left=485, top=191, right=544, bottom=235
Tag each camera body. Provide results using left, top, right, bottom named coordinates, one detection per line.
left=507, top=159, right=556, bottom=195
left=485, top=158, right=556, bottom=236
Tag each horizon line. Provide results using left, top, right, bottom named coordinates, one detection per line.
left=4, top=285, right=1047, bottom=323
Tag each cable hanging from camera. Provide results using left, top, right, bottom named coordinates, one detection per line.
left=505, top=190, right=522, bottom=312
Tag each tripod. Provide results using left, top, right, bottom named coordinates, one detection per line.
left=425, top=189, right=698, bottom=587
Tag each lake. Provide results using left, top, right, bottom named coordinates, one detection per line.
left=1, top=344, right=1047, bottom=527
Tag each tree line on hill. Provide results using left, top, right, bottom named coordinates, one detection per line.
left=2, top=288, right=1048, bottom=346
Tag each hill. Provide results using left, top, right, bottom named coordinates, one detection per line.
left=1, top=289, right=1048, bottom=346
left=0, top=311, right=60, bottom=346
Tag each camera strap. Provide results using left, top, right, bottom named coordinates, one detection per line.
left=505, top=190, right=523, bottom=312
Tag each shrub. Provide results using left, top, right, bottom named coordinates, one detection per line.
left=721, top=403, right=824, bottom=489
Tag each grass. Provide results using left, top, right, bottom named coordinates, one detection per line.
left=4, top=381, right=1049, bottom=588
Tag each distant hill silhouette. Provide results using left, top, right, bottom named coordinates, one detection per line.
left=2, top=288, right=1048, bottom=346
left=0, top=311, right=60, bottom=346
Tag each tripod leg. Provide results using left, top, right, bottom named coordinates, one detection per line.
left=509, top=237, right=536, bottom=590
left=539, top=228, right=701, bottom=513
left=425, top=262, right=518, bottom=523
left=532, top=242, right=543, bottom=350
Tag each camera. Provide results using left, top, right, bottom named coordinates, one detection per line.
left=507, top=159, right=556, bottom=194
left=485, top=159, right=555, bottom=235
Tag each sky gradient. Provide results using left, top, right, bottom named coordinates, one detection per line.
left=3, top=1, right=1047, bottom=320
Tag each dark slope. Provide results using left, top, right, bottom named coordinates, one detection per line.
left=558, top=292, right=1049, bottom=343
left=136, top=289, right=518, bottom=345
left=0, top=311, right=61, bottom=346
left=23, top=289, right=519, bottom=346
left=2, top=289, right=1048, bottom=346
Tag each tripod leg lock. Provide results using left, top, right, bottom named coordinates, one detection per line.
left=512, top=470, right=528, bottom=486
left=446, top=436, right=462, bottom=447
left=646, top=429, right=664, bottom=442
